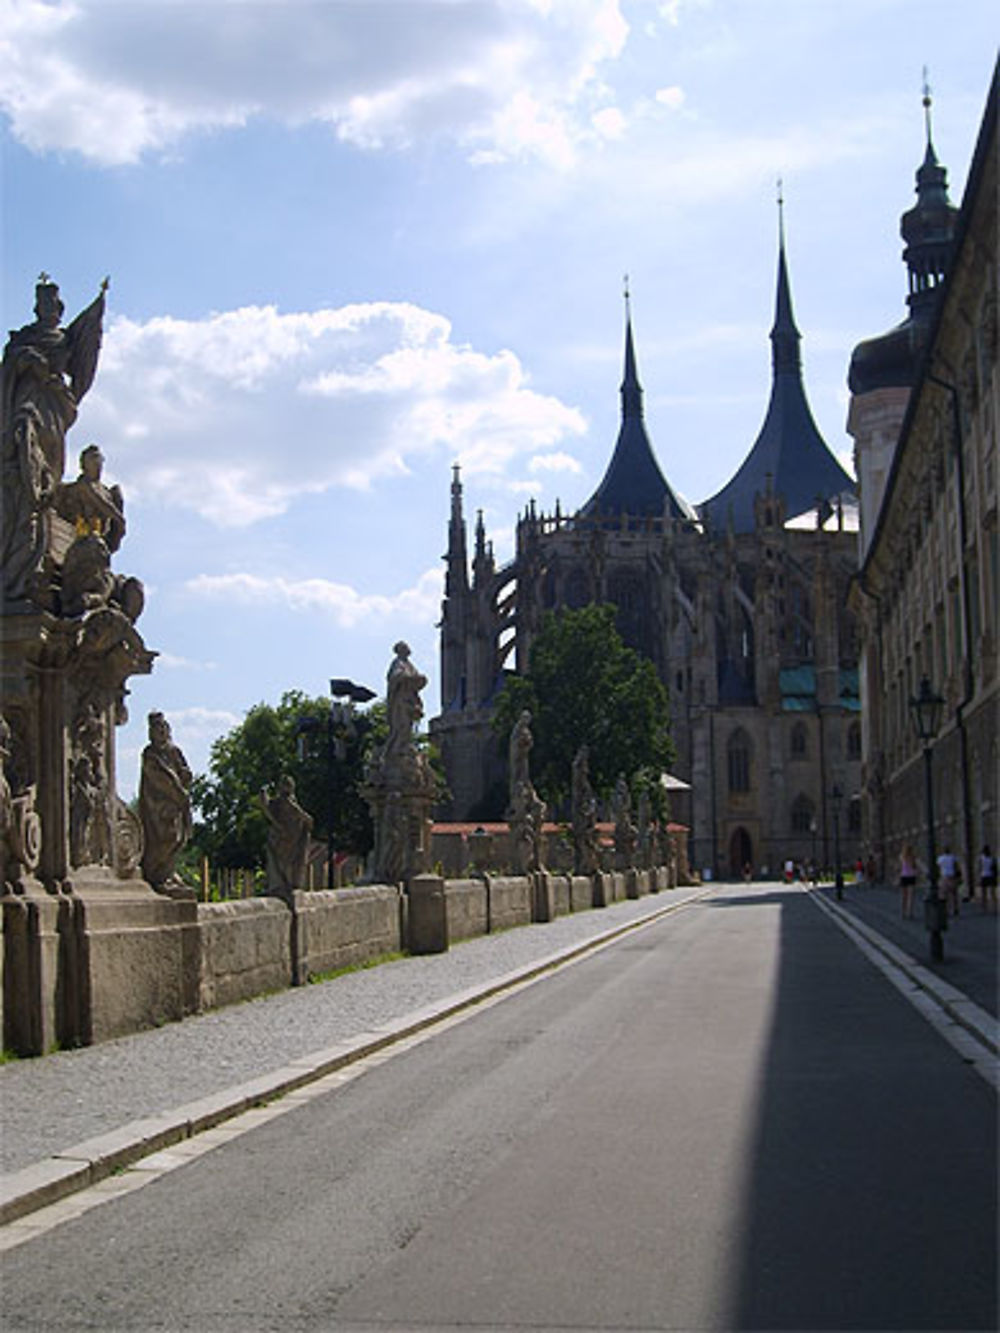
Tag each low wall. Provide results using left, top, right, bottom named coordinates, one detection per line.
left=4, top=848, right=692, bottom=1053
left=442, top=879, right=488, bottom=943
left=198, top=897, right=291, bottom=1012
left=294, top=885, right=403, bottom=981
left=486, top=875, right=533, bottom=932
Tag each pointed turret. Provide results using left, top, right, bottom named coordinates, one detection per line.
left=579, top=288, right=695, bottom=523
left=445, top=463, right=469, bottom=598
left=700, top=202, right=853, bottom=534
left=849, top=75, right=958, bottom=394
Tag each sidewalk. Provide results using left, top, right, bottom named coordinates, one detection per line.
left=815, top=878, right=998, bottom=1018
left=1, top=888, right=711, bottom=1222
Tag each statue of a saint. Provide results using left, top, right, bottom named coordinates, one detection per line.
left=259, top=776, right=313, bottom=900
left=612, top=773, right=637, bottom=868
left=385, top=641, right=426, bottom=756
left=571, top=745, right=600, bottom=875
left=509, top=710, right=533, bottom=796
left=139, top=711, right=192, bottom=890
left=2, top=275, right=108, bottom=605
left=55, top=444, right=126, bottom=552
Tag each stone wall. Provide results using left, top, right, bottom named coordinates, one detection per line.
left=198, top=898, right=292, bottom=1012
left=3, top=859, right=686, bottom=1053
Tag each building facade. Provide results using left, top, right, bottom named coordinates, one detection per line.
left=433, top=223, right=863, bottom=879
left=848, top=65, right=998, bottom=880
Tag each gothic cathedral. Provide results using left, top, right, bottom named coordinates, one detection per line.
left=432, top=219, right=863, bottom=879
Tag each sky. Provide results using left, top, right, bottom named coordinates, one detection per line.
left=2, top=0, right=996, bottom=799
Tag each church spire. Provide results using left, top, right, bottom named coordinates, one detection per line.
left=700, top=200, right=853, bottom=533
left=579, top=285, right=694, bottom=524
left=902, top=69, right=957, bottom=318
left=621, top=274, right=644, bottom=420
left=771, top=181, right=802, bottom=377
left=445, top=463, right=469, bottom=597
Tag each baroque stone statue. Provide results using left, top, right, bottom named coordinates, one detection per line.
left=571, top=745, right=600, bottom=875
left=505, top=711, right=546, bottom=874
left=138, top=712, right=192, bottom=891
left=2, top=275, right=108, bottom=608
left=259, top=775, right=313, bottom=901
left=365, top=643, right=437, bottom=885
left=612, top=773, right=637, bottom=869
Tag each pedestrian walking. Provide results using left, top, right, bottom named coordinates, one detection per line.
left=899, top=844, right=917, bottom=919
left=937, top=845, right=960, bottom=917
left=979, top=844, right=997, bottom=914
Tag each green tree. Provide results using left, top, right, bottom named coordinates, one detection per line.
left=492, top=604, right=675, bottom=807
left=191, top=691, right=382, bottom=869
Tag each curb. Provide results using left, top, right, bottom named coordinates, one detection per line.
left=807, top=888, right=999, bottom=1082
left=1, top=886, right=715, bottom=1227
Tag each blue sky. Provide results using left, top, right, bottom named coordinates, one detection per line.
left=2, top=0, right=996, bottom=797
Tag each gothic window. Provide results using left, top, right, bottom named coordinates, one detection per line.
left=848, top=797, right=862, bottom=835
left=791, top=722, right=808, bottom=759
left=608, top=572, right=648, bottom=654
left=564, top=566, right=589, bottom=609
left=790, top=794, right=814, bottom=834
left=727, top=729, right=752, bottom=794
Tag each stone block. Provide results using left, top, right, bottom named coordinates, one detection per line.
left=407, top=874, right=448, bottom=954
left=198, top=897, right=292, bottom=1011
left=444, top=878, right=487, bottom=942
left=294, top=885, right=402, bottom=979
left=484, top=875, right=532, bottom=932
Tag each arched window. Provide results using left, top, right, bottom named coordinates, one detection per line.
left=791, top=722, right=808, bottom=758
left=791, top=794, right=814, bottom=834
left=727, top=729, right=752, bottom=794
left=564, top=567, right=589, bottom=609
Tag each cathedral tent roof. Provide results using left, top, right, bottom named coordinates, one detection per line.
left=699, top=225, right=854, bottom=534
left=579, top=310, right=697, bottom=524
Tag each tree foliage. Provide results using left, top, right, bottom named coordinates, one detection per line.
left=191, top=691, right=384, bottom=869
left=492, top=604, right=675, bottom=807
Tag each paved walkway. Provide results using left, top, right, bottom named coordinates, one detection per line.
left=816, top=878, right=998, bottom=1016
left=2, top=878, right=995, bottom=1229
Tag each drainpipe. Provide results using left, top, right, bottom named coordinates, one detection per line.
left=926, top=367, right=975, bottom=892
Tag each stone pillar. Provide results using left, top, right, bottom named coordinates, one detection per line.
left=407, top=874, right=448, bottom=954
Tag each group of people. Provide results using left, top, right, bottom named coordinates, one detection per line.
left=897, top=842, right=997, bottom=919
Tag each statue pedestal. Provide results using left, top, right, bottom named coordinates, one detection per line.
left=2, top=882, right=65, bottom=1056
left=61, top=870, right=200, bottom=1047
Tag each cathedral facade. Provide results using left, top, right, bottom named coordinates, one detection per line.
left=432, top=226, right=862, bottom=880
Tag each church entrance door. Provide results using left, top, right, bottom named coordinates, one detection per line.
left=729, top=827, right=753, bottom=880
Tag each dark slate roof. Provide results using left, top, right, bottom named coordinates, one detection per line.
left=579, top=313, right=696, bottom=523
left=699, top=233, right=854, bottom=533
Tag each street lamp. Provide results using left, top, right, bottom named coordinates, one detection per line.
left=810, top=816, right=818, bottom=884
left=297, top=678, right=375, bottom=890
left=909, top=675, right=946, bottom=962
left=831, top=784, right=844, bottom=900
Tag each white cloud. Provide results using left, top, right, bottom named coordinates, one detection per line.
left=654, top=85, right=685, bottom=111
left=0, top=0, right=631, bottom=168
left=186, top=567, right=445, bottom=631
left=78, top=300, right=586, bottom=526
left=529, top=451, right=583, bottom=474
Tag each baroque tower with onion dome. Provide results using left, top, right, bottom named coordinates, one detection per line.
left=433, top=213, right=863, bottom=880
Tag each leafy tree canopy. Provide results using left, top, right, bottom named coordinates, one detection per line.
left=191, top=691, right=384, bottom=869
left=492, top=604, right=675, bottom=807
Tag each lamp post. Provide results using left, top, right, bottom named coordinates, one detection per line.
left=810, top=816, right=818, bottom=885
left=297, top=678, right=375, bottom=890
left=831, top=784, right=844, bottom=900
left=909, top=675, right=946, bottom=962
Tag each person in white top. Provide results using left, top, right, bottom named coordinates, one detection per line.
left=936, top=846, right=960, bottom=917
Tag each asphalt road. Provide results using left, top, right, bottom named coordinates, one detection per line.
left=3, top=883, right=996, bottom=1332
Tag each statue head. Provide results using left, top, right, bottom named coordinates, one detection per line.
left=148, top=711, right=171, bottom=746
left=34, top=275, right=64, bottom=326
left=277, top=774, right=295, bottom=799
left=393, top=641, right=411, bottom=660
left=80, top=445, right=104, bottom=481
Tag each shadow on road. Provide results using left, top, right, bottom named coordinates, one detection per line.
left=712, top=886, right=997, bottom=1331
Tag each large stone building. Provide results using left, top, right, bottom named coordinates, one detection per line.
left=848, top=64, right=998, bottom=879
left=433, top=218, right=863, bottom=879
